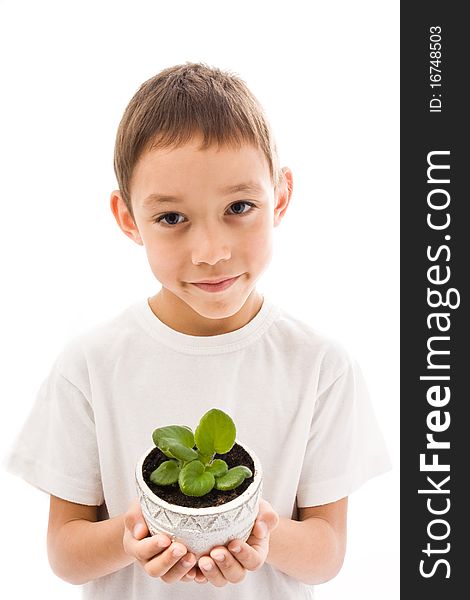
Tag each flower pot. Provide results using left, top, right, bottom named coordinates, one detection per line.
left=135, top=441, right=263, bottom=559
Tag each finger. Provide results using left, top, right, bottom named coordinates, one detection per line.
left=209, top=547, right=246, bottom=583
left=132, top=533, right=172, bottom=562
left=255, top=500, right=280, bottom=534
left=194, top=566, right=208, bottom=584
left=124, top=499, right=149, bottom=539
left=181, top=566, right=197, bottom=582
left=123, top=531, right=171, bottom=562
left=143, top=542, right=188, bottom=578
left=251, top=519, right=269, bottom=540
left=198, top=556, right=227, bottom=587
left=249, top=514, right=278, bottom=540
left=251, top=515, right=279, bottom=540
left=227, top=539, right=265, bottom=571
left=246, top=526, right=271, bottom=556
left=257, top=498, right=278, bottom=521
left=160, top=552, right=197, bottom=584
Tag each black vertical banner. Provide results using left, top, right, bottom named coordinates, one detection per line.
left=401, top=2, right=468, bottom=597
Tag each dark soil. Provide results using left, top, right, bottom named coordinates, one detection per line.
left=142, top=443, right=255, bottom=509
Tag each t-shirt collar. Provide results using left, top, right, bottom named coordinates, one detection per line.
left=131, top=294, right=279, bottom=355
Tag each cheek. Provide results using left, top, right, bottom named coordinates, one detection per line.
left=242, top=222, right=273, bottom=264
left=144, top=236, right=181, bottom=280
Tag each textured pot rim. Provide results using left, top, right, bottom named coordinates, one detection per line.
left=136, top=439, right=262, bottom=516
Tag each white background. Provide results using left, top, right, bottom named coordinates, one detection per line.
left=0, top=1, right=399, bottom=598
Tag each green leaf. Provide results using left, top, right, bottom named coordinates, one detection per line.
left=150, top=460, right=180, bottom=485
left=197, top=452, right=215, bottom=465
left=152, top=425, right=196, bottom=460
left=194, top=409, right=236, bottom=456
left=160, top=440, right=198, bottom=462
left=206, top=459, right=228, bottom=478
left=178, top=460, right=215, bottom=497
left=214, top=465, right=252, bottom=491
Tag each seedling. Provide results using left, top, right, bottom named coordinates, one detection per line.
left=150, top=408, right=253, bottom=497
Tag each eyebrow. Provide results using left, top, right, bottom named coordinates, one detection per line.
left=142, top=182, right=264, bottom=208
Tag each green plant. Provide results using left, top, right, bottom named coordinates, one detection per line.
left=150, top=408, right=253, bottom=497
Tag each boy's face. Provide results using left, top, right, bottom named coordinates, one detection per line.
left=111, top=136, right=292, bottom=328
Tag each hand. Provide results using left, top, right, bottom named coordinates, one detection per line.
left=194, top=498, right=279, bottom=587
left=122, top=498, right=200, bottom=583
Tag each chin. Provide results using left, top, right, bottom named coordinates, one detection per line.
left=192, top=300, right=242, bottom=320
left=183, top=291, right=248, bottom=319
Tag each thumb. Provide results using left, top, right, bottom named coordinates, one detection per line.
left=257, top=499, right=280, bottom=534
left=263, top=509, right=280, bottom=532
left=125, top=498, right=149, bottom=539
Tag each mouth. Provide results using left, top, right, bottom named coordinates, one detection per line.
left=190, top=275, right=242, bottom=293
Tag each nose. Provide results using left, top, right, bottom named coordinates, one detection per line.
left=191, top=225, right=231, bottom=266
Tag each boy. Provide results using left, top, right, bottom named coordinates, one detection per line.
left=4, top=63, right=390, bottom=598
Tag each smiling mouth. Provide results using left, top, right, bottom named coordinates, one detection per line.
left=190, top=275, right=241, bottom=293
left=191, top=275, right=240, bottom=284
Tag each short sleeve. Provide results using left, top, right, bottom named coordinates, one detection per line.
left=3, top=348, right=104, bottom=506
left=296, top=354, right=391, bottom=507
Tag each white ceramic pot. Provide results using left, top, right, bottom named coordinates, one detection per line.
left=135, top=441, right=263, bottom=559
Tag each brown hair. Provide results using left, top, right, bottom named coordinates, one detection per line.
left=113, top=62, right=283, bottom=219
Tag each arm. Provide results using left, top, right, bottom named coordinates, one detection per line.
left=193, top=497, right=347, bottom=587
left=47, top=496, right=201, bottom=586
left=266, top=497, right=348, bottom=585
left=47, top=495, right=134, bottom=585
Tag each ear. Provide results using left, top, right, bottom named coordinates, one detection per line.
left=110, top=190, right=143, bottom=245
left=273, top=167, right=293, bottom=227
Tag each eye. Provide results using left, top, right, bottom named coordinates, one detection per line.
left=154, top=202, right=256, bottom=227
left=228, top=201, right=256, bottom=215
left=155, top=212, right=185, bottom=226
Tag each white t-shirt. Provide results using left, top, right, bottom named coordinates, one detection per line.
left=4, top=295, right=391, bottom=599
